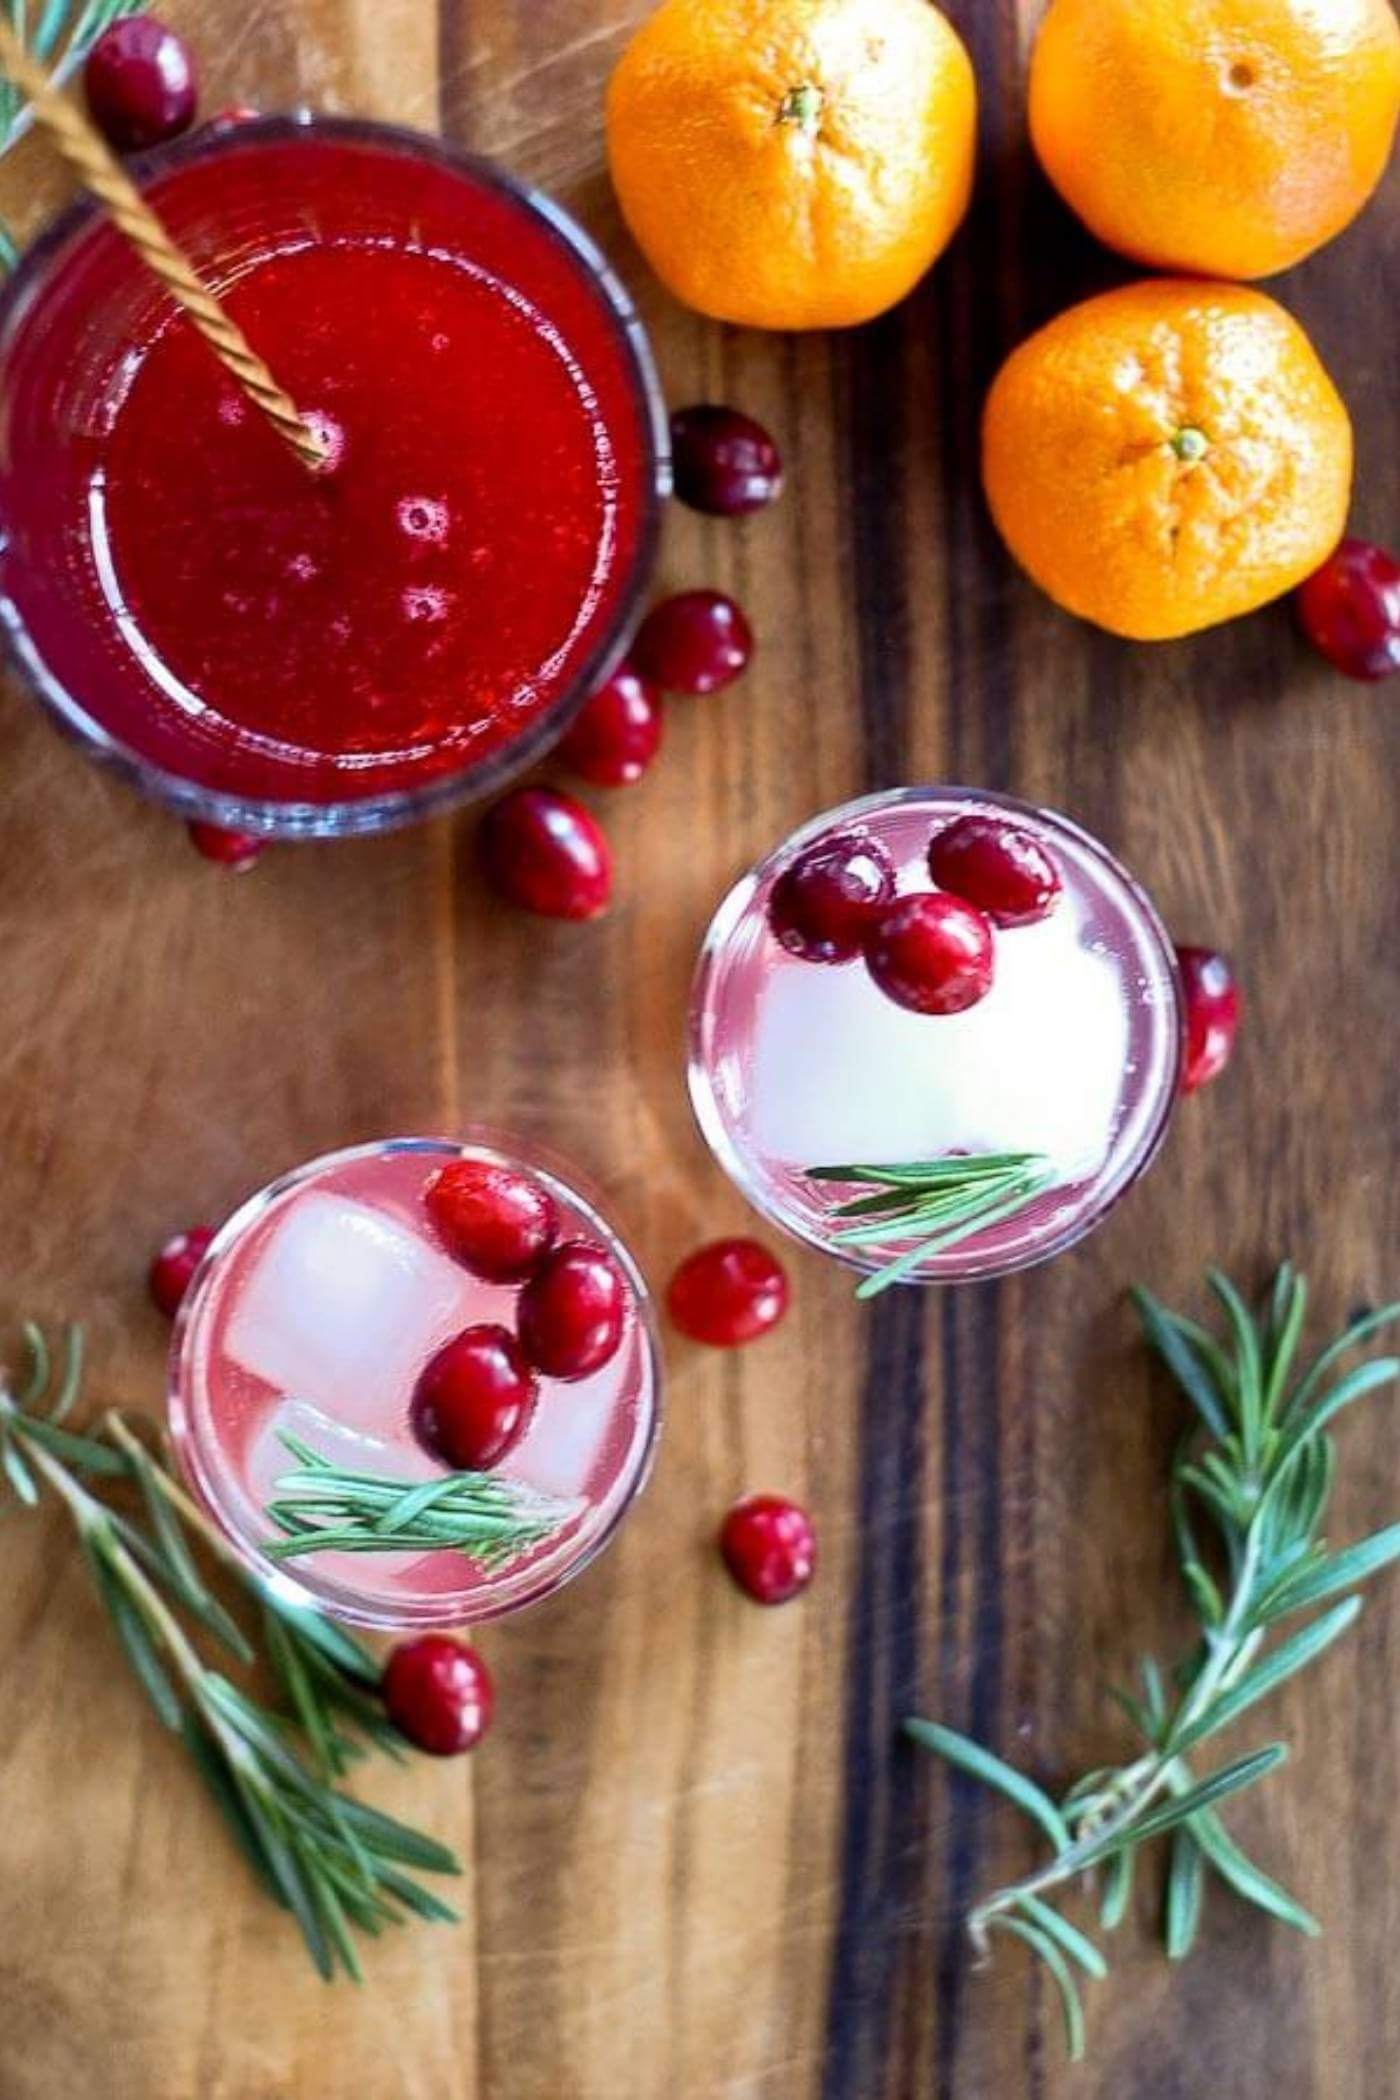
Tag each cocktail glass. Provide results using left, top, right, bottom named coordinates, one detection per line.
left=168, top=1136, right=662, bottom=1629
left=688, top=787, right=1183, bottom=1286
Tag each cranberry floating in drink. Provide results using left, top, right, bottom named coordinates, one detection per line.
left=169, top=1138, right=661, bottom=1628
left=688, top=788, right=1184, bottom=1289
left=0, top=118, right=666, bottom=835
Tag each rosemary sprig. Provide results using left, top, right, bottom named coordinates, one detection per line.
left=906, top=1265, right=1400, bottom=2059
left=805, top=1153, right=1062, bottom=1296
left=0, top=0, right=143, bottom=260
left=264, top=1431, right=573, bottom=1566
left=104, top=1411, right=408, bottom=1775
left=0, top=1328, right=459, bottom=1978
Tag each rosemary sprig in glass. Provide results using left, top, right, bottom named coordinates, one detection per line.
left=264, top=1431, right=574, bottom=1565
left=906, top=1265, right=1400, bottom=2060
left=805, top=1153, right=1061, bottom=1296
left=0, top=1326, right=459, bottom=1978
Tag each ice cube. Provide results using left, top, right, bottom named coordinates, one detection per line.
left=225, top=1194, right=471, bottom=1432
left=750, top=904, right=1130, bottom=1176
left=507, top=1359, right=626, bottom=1500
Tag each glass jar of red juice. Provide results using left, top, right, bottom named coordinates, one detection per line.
left=0, top=116, right=668, bottom=834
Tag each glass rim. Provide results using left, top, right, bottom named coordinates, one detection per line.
left=167, top=1133, right=664, bottom=1629
left=0, top=113, right=671, bottom=839
left=686, top=784, right=1185, bottom=1286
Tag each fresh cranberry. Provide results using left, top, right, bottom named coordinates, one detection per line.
left=424, top=1159, right=557, bottom=1282
left=559, top=665, right=663, bottom=787
left=518, top=1242, right=627, bottom=1380
left=85, top=17, right=197, bottom=151
left=1175, top=945, right=1241, bottom=1094
left=480, top=788, right=612, bottom=920
left=411, top=1325, right=537, bottom=1471
left=149, top=1224, right=215, bottom=1317
left=631, top=590, right=753, bottom=695
left=670, top=405, right=784, bottom=517
left=187, top=820, right=263, bottom=870
left=927, top=814, right=1061, bottom=927
left=720, top=1495, right=816, bottom=1605
left=382, top=1635, right=493, bottom=1755
left=668, top=1239, right=790, bottom=1346
left=768, top=830, right=896, bottom=963
left=1297, top=538, right=1400, bottom=681
left=863, top=893, right=995, bottom=1016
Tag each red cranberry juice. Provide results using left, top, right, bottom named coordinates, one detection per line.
left=0, top=129, right=656, bottom=809
left=101, top=240, right=620, bottom=780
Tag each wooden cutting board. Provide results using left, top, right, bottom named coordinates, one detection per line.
left=0, top=3, right=1396, bottom=2094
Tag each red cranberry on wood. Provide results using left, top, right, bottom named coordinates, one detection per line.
left=480, top=788, right=612, bottom=920
left=559, top=665, right=663, bottom=787
left=382, top=1635, right=494, bottom=1755
left=670, top=405, right=784, bottom=517
left=187, top=821, right=263, bottom=870
left=85, top=16, right=198, bottom=152
left=1297, top=539, right=1400, bottom=682
left=668, top=1239, right=790, bottom=1347
left=631, top=590, right=753, bottom=695
left=720, top=1495, right=816, bottom=1604
left=149, top=1225, right=215, bottom=1317
left=1175, top=945, right=1241, bottom=1094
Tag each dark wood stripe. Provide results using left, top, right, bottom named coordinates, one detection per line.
left=922, top=5, right=1022, bottom=2086
left=932, top=1285, right=1005, bottom=2099
left=820, top=295, right=924, bottom=2098
left=820, top=1287, right=928, bottom=2100
left=846, top=305, right=913, bottom=796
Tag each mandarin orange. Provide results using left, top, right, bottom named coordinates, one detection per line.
left=981, top=280, right=1353, bottom=641
left=605, top=0, right=976, bottom=329
left=1029, top=0, right=1400, bottom=280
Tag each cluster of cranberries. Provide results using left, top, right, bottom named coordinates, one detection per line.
left=769, top=811, right=1061, bottom=1017
left=479, top=405, right=778, bottom=919
left=411, top=1159, right=628, bottom=1475
left=334, top=1160, right=637, bottom=1760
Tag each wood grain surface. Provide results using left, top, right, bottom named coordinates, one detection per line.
left=1, top=3, right=1397, bottom=2096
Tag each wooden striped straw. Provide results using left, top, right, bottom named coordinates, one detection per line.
left=0, top=20, right=326, bottom=471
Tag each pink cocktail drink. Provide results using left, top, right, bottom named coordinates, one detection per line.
left=170, top=1139, right=661, bottom=1628
left=688, top=788, right=1183, bottom=1286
